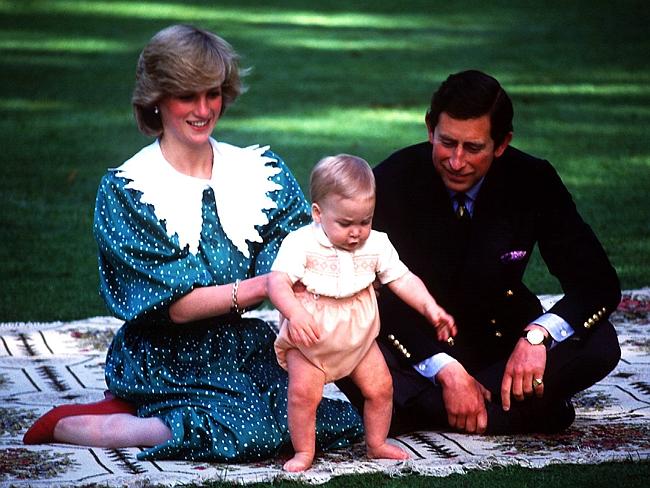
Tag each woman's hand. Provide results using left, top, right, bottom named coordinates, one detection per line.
left=268, top=272, right=320, bottom=346
left=286, top=308, right=320, bottom=347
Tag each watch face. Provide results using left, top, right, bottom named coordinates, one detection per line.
left=526, top=329, right=545, bottom=345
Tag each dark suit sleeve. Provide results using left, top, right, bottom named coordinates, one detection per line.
left=533, top=161, right=621, bottom=337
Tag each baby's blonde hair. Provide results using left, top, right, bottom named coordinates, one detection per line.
left=309, top=154, right=375, bottom=204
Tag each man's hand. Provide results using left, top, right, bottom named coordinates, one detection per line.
left=437, top=361, right=491, bottom=434
left=501, top=325, right=548, bottom=411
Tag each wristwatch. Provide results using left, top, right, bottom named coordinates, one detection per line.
left=522, top=328, right=551, bottom=348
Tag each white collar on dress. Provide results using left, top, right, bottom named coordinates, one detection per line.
left=114, top=138, right=282, bottom=258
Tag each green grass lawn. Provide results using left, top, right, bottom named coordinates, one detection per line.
left=1, top=0, right=649, bottom=485
left=202, top=462, right=649, bottom=487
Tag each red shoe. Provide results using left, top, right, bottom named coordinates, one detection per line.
left=23, top=395, right=136, bottom=445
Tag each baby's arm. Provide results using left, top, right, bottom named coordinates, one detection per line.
left=267, top=271, right=320, bottom=346
left=386, top=271, right=457, bottom=342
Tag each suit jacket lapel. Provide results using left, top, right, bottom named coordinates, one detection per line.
left=463, top=156, right=516, bottom=291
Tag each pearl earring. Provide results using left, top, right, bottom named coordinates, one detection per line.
left=154, top=106, right=159, bottom=114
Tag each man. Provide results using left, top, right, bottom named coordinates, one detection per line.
left=340, top=70, right=621, bottom=435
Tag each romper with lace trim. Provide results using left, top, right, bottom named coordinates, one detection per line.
left=272, top=223, right=409, bottom=382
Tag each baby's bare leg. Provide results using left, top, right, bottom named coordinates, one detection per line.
left=284, top=349, right=326, bottom=472
left=349, top=342, right=409, bottom=460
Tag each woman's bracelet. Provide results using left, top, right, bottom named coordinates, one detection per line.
left=231, top=278, right=242, bottom=315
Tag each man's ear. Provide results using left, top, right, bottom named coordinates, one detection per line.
left=425, top=114, right=435, bottom=144
left=494, top=132, right=513, bottom=158
left=311, top=203, right=322, bottom=223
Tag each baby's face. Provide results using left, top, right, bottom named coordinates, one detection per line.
left=312, top=193, right=375, bottom=252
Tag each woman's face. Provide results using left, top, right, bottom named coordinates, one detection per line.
left=158, top=86, right=222, bottom=148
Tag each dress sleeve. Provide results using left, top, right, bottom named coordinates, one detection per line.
left=250, top=152, right=311, bottom=275
left=93, top=172, right=213, bottom=321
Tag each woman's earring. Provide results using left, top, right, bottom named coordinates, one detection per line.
left=154, top=106, right=159, bottom=115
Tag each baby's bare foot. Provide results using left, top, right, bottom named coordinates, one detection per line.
left=367, top=442, right=409, bottom=460
left=283, top=451, right=314, bottom=472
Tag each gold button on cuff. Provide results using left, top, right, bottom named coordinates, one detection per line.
left=505, top=289, right=514, bottom=297
left=490, top=319, right=497, bottom=325
left=495, top=331, right=503, bottom=338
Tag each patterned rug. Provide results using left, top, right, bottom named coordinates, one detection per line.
left=1, top=289, right=649, bottom=487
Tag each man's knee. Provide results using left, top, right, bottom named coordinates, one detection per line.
left=548, top=320, right=621, bottom=395
left=584, top=320, right=621, bottom=379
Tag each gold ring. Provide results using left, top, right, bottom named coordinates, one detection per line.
left=533, top=378, right=544, bottom=387
left=446, top=337, right=455, bottom=346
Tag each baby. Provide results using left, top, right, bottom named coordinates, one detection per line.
left=268, top=154, right=456, bottom=472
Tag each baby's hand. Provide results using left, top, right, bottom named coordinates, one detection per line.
left=287, top=308, right=320, bottom=347
left=425, top=304, right=457, bottom=345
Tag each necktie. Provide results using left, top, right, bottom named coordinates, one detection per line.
left=452, top=192, right=471, bottom=283
left=455, top=193, right=470, bottom=221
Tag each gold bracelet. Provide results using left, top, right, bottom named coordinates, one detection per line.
left=231, top=279, right=242, bottom=315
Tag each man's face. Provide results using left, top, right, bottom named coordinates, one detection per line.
left=428, top=112, right=511, bottom=193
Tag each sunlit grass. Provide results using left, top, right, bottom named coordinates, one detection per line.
left=223, top=108, right=422, bottom=135
left=1, top=0, right=458, bottom=30
left=509, top=83, right=650, bottom=96
left=0, top=98, right=71, bottom=111
left=0, top=36, right=129, bottom=53
left=264, top=32, right=486, bottom=51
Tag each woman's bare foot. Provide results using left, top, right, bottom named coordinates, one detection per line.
left=283, top=451, right=314, bottom=472
left=367, top=442, right=409, bottom=460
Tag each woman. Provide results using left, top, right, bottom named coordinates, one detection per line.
left=23, top=24, right=363, bottom=462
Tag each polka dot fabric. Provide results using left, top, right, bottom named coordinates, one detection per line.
left=93, top=147, right=363, bottom=461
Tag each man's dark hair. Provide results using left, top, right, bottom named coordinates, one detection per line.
left=426, top=70, right=514, bottom=147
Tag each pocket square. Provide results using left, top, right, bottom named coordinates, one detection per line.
left=500, top=250, right=527, bottom=263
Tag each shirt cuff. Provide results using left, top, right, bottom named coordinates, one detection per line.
left=413, top=353, right=458, bottom=384
left=533, top=312, right=575, bottom=344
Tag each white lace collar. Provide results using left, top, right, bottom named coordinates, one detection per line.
left=114, top=138, right=282, bottom=258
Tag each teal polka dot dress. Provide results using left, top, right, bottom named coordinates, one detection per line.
left=93, top=140, right=363, bottom=461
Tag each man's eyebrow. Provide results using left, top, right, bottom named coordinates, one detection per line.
left=438, top=134, right=456, bottom=141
